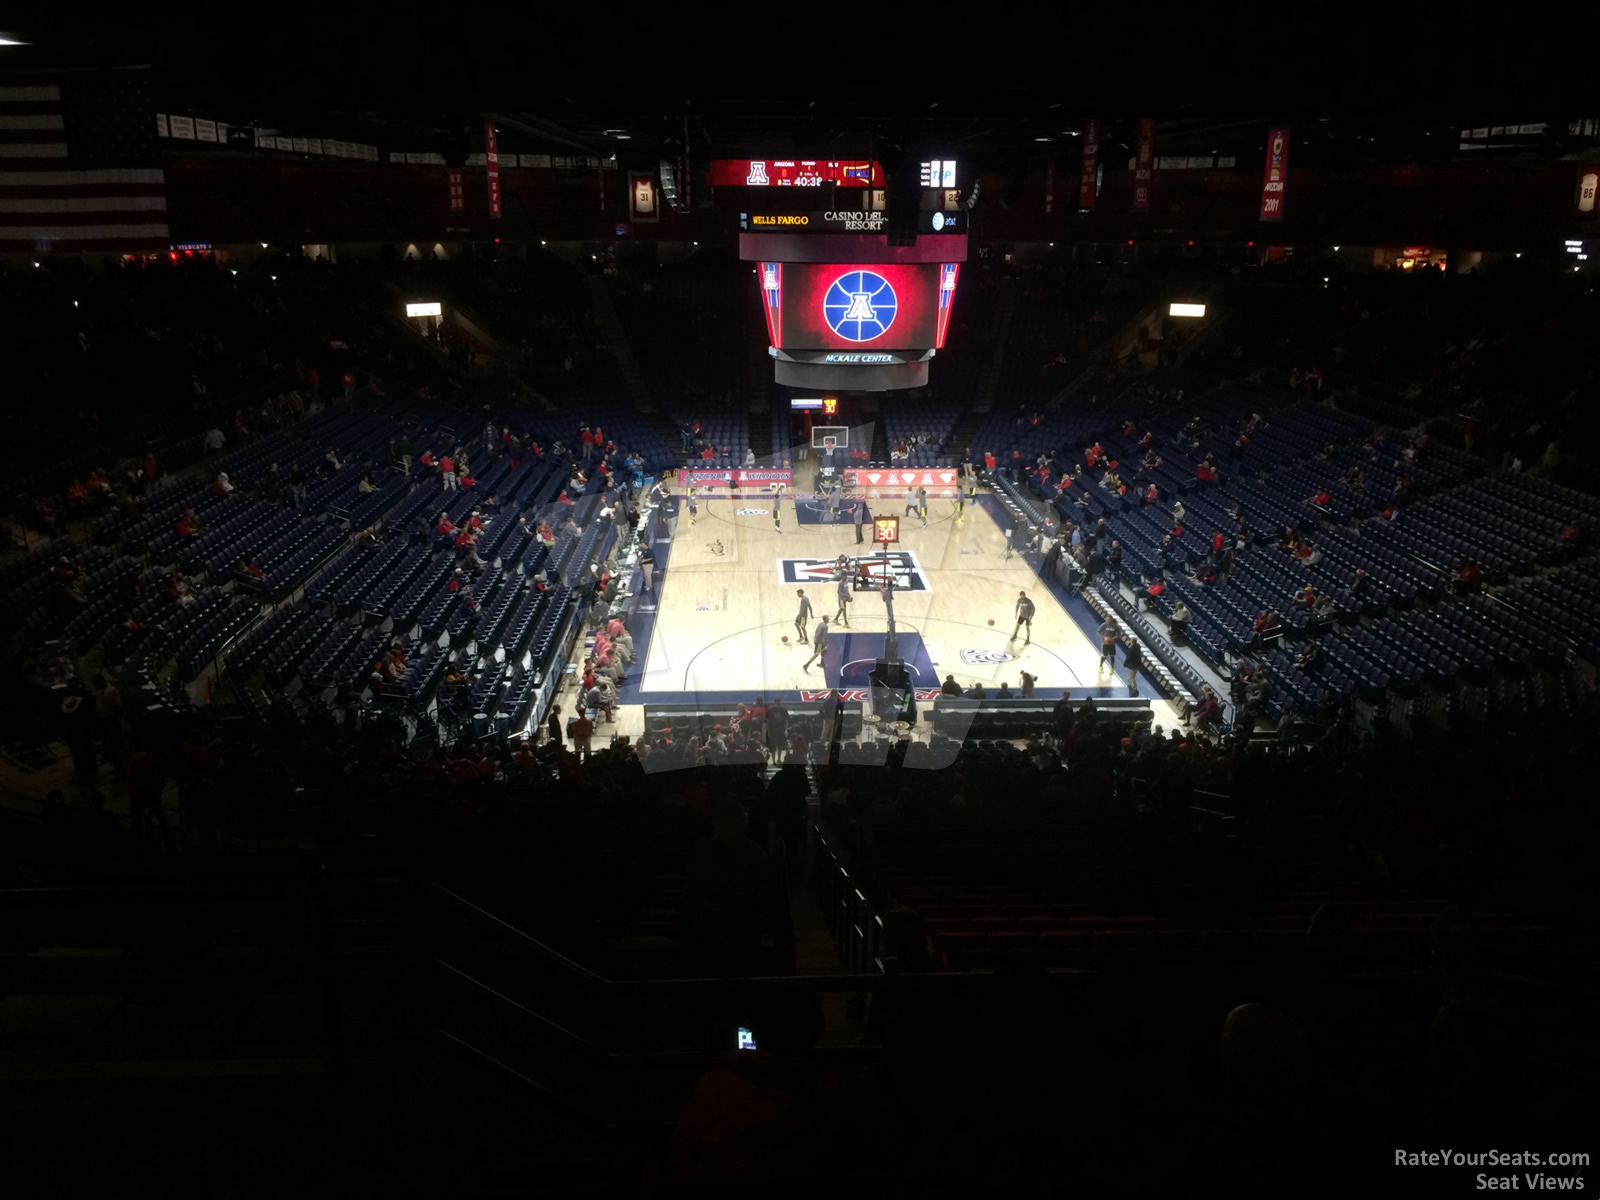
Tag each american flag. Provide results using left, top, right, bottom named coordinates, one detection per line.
left=0, top=69, right=169, bottom=254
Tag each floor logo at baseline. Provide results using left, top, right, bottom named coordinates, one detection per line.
left=777, top=550, right=931, bottom=592
left=735, top=508, right=770, bottom=516
left=960, top=649, right=1016, bottom=665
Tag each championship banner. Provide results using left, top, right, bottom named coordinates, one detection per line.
left=448, top=168, right=464, bottom=214
left=1078, top=118, right=1100, bottom=209
left=1132, top=119, right=1154, bottom=212
left=842, top=467, right=960, bottom=489
left=1259, top=127, right=1290, bottom=222
left=680, top=468, right=793, bottom=487
left=484, top=123, right=502, bottom=219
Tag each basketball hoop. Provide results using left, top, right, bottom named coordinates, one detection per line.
left=821, top=436, right=837, bottom=453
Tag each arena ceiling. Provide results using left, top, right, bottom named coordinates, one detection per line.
left=2, top=21, right=1588, bottom=173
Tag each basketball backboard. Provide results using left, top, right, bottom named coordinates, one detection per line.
left=811, top=425, right=849, bottom=449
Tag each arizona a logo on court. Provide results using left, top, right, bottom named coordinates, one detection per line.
left=777, top=551, right=931, bottom=592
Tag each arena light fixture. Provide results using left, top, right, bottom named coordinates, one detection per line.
left=1169, top=302, right=1206, bottom=318
left=0, top=35, right=27, bottom=45
left=405, top=302, right=442, bottom=318
left=260, top=242, right=268, bottom=248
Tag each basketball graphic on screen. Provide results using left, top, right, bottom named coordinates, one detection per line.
left=823, top=270, right=897, bottom=342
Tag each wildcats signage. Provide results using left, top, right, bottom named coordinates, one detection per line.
left=844, top=468, right=960, bottom=488
left=680, top=468, right=793, bottom=486
left=802, top=688, right=943, bottom=702
left=1259, top=127, right=1290, bottom=222
left=777, top=550, right=931, bottom=592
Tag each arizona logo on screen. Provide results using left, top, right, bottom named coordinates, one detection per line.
left=823, top=270, right=897, bottom=342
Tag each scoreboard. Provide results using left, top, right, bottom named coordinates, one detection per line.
left=710, top=159, right=882, bottom=187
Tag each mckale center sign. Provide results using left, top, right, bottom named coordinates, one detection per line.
left=771, top=348, right=935, bottom=365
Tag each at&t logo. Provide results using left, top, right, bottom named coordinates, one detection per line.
left=823, top=270, right=897, bottom=342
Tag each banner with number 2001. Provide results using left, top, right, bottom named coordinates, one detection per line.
left=1259, top=127, right=1290, bottom=223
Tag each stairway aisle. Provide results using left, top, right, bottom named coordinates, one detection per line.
left=787, top=818, right=861, bottom=1046
left=585, top=276, right=655, bottom=414
left=972, top=275, right=1018, bottom=414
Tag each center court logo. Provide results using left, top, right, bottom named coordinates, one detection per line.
left=960, top=649, right=1017, bottom=665
left=824, top=270, right=896, bottom=342
left=778, top=551, right=931, bottom=592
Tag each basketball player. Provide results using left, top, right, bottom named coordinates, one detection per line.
left=854, top=498, right=866, bottom=544
left=771, top=480, right=785, bottom=534
left=917, top=487, right=930, bottom=529
left=794, top=589, right=813, bottom=644
left=903, top=487, right=917, bottom=518
left=833, top=574, right=852, bottom=627
left=685, top=486, right=698, bottom=526
left=801, top=616, right=830, bottom=672
left=1011, top=590, right=1035, bottom=645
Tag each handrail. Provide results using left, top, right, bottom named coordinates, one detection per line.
left=432, top=1028, right=675, bottom=1134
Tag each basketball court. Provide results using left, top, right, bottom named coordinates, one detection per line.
left=612, top=474, right=1184, bottom=734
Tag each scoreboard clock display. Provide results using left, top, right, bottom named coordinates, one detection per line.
left=712, top=159, right=882, bottom=187
left=873, top=516, right=900, bottom=544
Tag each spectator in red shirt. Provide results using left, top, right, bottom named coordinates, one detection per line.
left=65, top=479, right=89, bottom=507
left=436, top=513, right=455, bottom=536
left=569, top=712, right=595, bottom=758
left=1211, top=531, right=1226, bottom=553
left=984, top=452, right=996, bottom=472
left=176, top=508, right=202, bottom=538
left=1455, top=562, right=1483, bottom=591
left=1196, top=461, right=1218, bottom=483
left=1253, top=609, right=1281, bottom=643
left=1313, top=489, right=1333, bottom=507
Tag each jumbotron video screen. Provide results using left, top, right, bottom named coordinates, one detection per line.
left=758, top=261, right=960, bottom=351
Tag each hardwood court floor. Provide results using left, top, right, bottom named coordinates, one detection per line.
left=635, top=487, right=1134, bottom=701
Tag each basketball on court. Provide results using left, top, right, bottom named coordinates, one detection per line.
left=988, top=619, right=995, bottom=625
left=781, top=635, right=789, bottom=643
